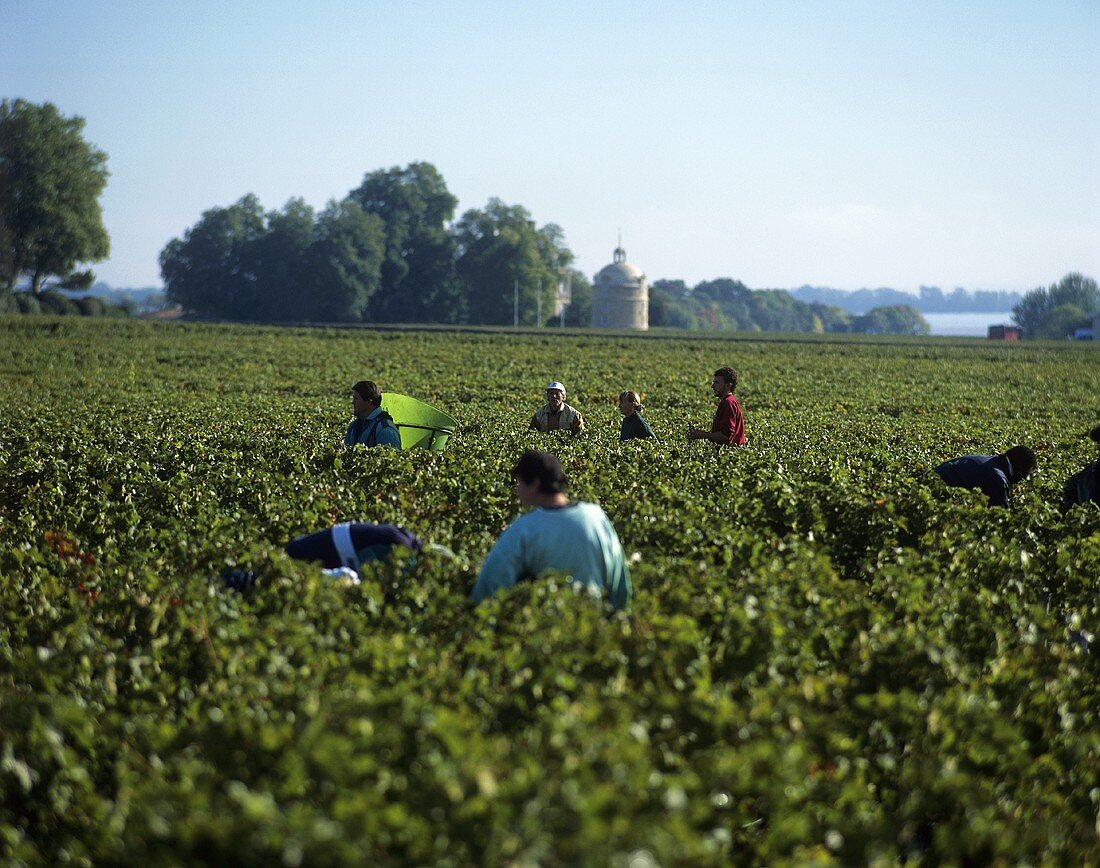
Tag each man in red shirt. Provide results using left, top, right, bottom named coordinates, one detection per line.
left=688, top=366, right=746, bottom=446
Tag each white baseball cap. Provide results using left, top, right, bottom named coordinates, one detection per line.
left=545, top=381, right=566, bottom=393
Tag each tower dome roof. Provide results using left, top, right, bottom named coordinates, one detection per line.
left=591, top=242, right=648, bottom=329
left=595, top=246, right=644, bottom=285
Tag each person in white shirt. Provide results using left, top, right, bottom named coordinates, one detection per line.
left=529, top=381, right=586, bottom=435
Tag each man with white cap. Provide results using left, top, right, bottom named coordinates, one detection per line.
left=529, top=381, right=586, bottom=435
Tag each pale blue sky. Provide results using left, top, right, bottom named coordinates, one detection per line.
left=3, top=0, right=1098, bottom=292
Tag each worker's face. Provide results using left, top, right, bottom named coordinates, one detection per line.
left=711, top=374, right=730, bottom=398
left=546, top=389, right=565, bottom=411
left=351, top=391, right=371, bottom=417
left=617, top=396, right=634, bottom=416
left=514, top=476, right=539, bottom=507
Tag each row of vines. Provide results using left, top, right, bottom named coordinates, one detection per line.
left=1, top=317, right=1098, bottom=864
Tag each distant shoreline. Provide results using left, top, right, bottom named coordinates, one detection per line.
left=924, top=312, right=1015, bottom=337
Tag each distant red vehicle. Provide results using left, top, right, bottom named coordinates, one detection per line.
left=988, top=324, right=1022, bottom=341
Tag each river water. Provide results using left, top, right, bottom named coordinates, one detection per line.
left=922, top=312, right=1015, bottom=337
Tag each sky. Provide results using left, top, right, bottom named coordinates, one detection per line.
left=3, top=0, right=1098, bottom=293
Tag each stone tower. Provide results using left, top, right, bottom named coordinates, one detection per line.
left=592, top=244, right=648, bottom=330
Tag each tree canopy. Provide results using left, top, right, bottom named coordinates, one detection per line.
left=346, top=162, right=460, bottom=323
left=454, top=198, right=573, bottom=326
left=0, top=99, right=110, bottom=294
left=154, top=158, right=986, bottom=337
left=643, top=278, right=928, bottom=335
left=160, top=196, right=267, bottom=319
left=1012, top=273, right=1098, bottom=338
left=161, top=196, right=384, bottom=322
left=850, top=304, right=930, bottom=336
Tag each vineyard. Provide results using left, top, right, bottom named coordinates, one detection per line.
left=1, top=316, right=1098, bottom=865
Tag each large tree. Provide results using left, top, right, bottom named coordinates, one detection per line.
left=0, top=99, right=110, bottom=294
left=161, top=195, right=384, bottom=322
left=346, top=162, right=459, bottom=322
left=649, top=279, right=696, bottom=329
left=692, top=278, right=754, bottom=330
left=749, top=289, right=817, bottom=333
left=1012, top=273, right=1098, bottom=338
left=454, top=198, right=573, bottom=326
left=160, top=195, right=266, bottom=318
left=305, top=200, right=385, bottom=322
left=850, top=304, right=930, bottom=336
left=233, top=198, right=316, bottom=320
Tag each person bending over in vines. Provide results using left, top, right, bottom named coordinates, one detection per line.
left=1062, top=424, right=1100, bottom=510
left=934, top=445, right=1036, bottom=509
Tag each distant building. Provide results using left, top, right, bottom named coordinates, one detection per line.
left=553, top=273, right=571, bottom=320
left=592, top=245, right=648, bottom=330
left=987, top=324, right=1022, bottom=341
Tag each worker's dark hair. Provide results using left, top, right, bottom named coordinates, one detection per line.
left=619, top=390, right=644, bottom=412
left=714, top=366, right=739, bottom=391
left=351, top=380, right=382, bottom=404
left=1005, top=444, right=1036, bottom=480
left=1090, top=424, right=1100, bottom=445
left=512, top=449, right=568, bottom=495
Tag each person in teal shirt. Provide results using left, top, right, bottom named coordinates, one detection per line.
left=472, top=450, right=632, bottom=610
left=344, top=380, right=401, bottom=449
left=618, top=390, right=657, bottom=441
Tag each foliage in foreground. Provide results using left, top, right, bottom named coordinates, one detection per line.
left=1, top=318, right=1098, bottom=865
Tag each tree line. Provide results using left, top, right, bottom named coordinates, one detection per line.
left=791, top=284, right=1023, bottom=314
left=650, top=279, right=931, bottom=335
left=1010, top=274, right=1098, bottom=339
left=161, top=165, right=931, bottom=335
left=4, top=99, right=1090, bottom=337
left=160, top=164, right=579, bottom=326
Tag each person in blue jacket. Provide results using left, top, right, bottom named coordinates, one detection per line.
left=1062, top=424, right=1100, bottom=510
left=219, top=521, right=424, bottom=591
left=472, top=450, right=632, bottom=610
left=345, top=380, right=401, bottom=449
left=285, top=522, right=423, bottom=572
left=934, top=445, right=1036, bottom=508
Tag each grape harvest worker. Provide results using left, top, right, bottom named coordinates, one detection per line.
left=471, top=450, right=632, bottom=610
left=1062, top=424, right=1100, bottom=509
left=688, top=366, right=746, bottom=446
left=530, top=381, right=586, bottom=435
left=285, top=522, right=423, bottom=572
left=218, top=522, right=425, bottom=591
left=934, top=445, right=1036, bottom=508
left=618, top=390, right=657, bottom=441
left=345, top=380, right=401, bottom=449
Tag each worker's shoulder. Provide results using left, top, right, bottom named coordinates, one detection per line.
left=564, top=501, right=613, bottom=526
left=938, top=453, right=990, bottom=469
left=528, top=501, right=604, bottom=523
